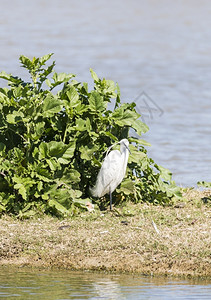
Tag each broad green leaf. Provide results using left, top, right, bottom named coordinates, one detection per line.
left=39, top=141, right=75, bottom=163
left=41, top=62, right=55, bottom=80
left=75, top=103, right=88, bottom=114
left=132, top=119, right=149, bottom=135
left=48, top=141, right=65, bottom=157
left=21, top=203, right=33, bottom=213
left=68, top=169, right=80, bottom=182
left=48, top=199, right=69, bottom=214
left=0, top=202, right=6, bottom=212
left=13, top=86, right=23, bottom=98
left=86, top=118, right=91, bottom=132
left=111, top=108, right=139, bottom=127
left=155, top=165, right=172, bottom=182
left=90, top=68, right=99, bottom=82
left=128, top=137, right=151, bottom=147
left=128, top=145, right=147, bottom=163
left=58, top=168, right=80, bottom=184
left=101, top=79, right=117, bottom=97
left=118, top=178, right=135, bottom=195
left=72, top=197, right=91, bottom=208
left=82, top=82, right=88, bottom=93
left=57, top=158, right=69, bottom=164
left=46, top=158, right=59, bottom=171
left=19, top=53, right=54, bottom=71
left=14, top=183, right=27, bottom=200
left=102, top=131, right=118, bottom=142
left=66, top=85, right=80, bottom=107
left=39, top=53, right=54, bottom=65
left=39, top=142, right=48, bottom=159
left=34, top=121, right=45, bottom=136
left=52, top=72, right=74, bottom=85
left=79, top=144, right=99, bottom=160
left=42, top=193, right=49, bottom=200
left=12, top=175, right=35, bottom=200
left=0, top=71, right=11, bottom=81
left=18, top=209, right=37, bottom=218
left=6, top=111, right=24, bottom=124
left=19, top=55, right=34, bottom=70
left=88, top=91, right=105, bottom=112
left=60, top=141, right=76, bottom=161
left=43, top=95, right=62, bottom=117
left=36, top=169, right=52, bottom=182
left=37, top=181, right=43, bottom=191
left=75, top=118, right=87, bottom=131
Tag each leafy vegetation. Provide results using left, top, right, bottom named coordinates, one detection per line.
left=0, top=54, right=181, bottom=217
left=197, top=181, right=211, bottom=203
left=198, top=181, right=211, bottom=188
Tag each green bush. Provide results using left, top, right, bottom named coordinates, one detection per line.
left=0, top=54, right=181, bottom=217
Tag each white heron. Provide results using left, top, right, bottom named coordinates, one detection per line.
left=90, top=139, right=130, bottom=210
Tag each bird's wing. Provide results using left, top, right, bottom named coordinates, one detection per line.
left=90, top=150, right=122, bottom=198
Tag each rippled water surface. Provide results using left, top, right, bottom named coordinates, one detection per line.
left=0, top=268, right=211, bottom=299
left=0, top=0, right=211, bottom=186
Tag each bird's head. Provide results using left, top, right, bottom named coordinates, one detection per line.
left=119, top=139, right=131, bottom=153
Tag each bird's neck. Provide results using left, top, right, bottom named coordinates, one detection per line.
left=121, top=147, right=129, bottom=168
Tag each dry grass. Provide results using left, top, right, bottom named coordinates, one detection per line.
left=0, top=189, right=210, bottom=278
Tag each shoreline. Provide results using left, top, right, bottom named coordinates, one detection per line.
left=0, top=189, right=210, bottom=279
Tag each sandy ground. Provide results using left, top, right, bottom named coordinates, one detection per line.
left=0, top=189, right=210, bottom=278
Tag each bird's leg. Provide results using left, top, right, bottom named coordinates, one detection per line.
left=109, top=187, right=112, bottom=211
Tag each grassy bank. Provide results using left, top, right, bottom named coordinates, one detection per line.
left=0, top=189, right=210, bottom=278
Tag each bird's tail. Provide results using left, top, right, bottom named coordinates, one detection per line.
left=89, top=185, right=97, bottom=197
left=89, top=174, right=105, bottom=198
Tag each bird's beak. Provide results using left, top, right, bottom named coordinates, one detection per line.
left=124, top=142, right=131, bottom=154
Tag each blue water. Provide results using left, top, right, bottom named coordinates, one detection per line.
left=0, top=0, right=211, bottom=186
left=0, top=268, right=210, bottom=299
